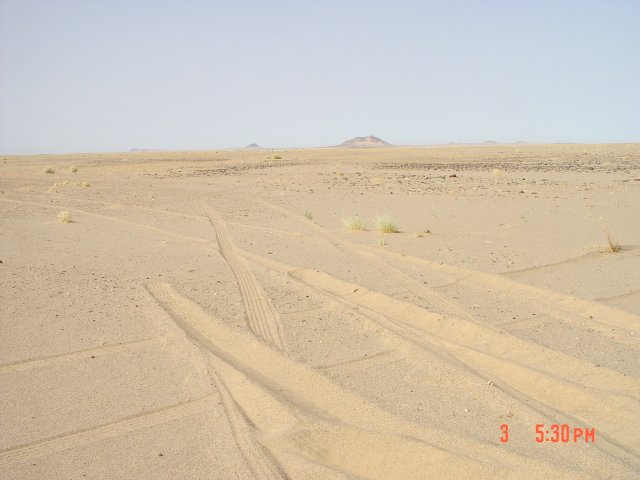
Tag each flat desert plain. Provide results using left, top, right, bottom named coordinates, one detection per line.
left=1, top=143, right=640, bottom=479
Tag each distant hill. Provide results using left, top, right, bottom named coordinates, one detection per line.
left=339, top=135, right=390, bottom=148
left=245, top=143, right=261, bottom=148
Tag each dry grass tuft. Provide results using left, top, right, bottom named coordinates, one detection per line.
left=44, top=167, right=55, bottom=174
left=70, top=166, right=78, bottom=173
left=604, top=229, right=621, bottom=253
left=374, top=215, right=399, bottom=233
left=343, top=215, right=365, bottom=231
left=76, top=182, right=91, bottom=187
left=57, top=211, right=72, bottom=223
left=303, top=211, right=313, bottom=220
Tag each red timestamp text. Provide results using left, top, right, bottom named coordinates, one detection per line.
left=535, top=423, right=595, bottom=443
left=499, top=424, right=596, bottom=443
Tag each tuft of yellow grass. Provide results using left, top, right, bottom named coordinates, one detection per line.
left=76, top=182, right=91, bottom=187
left=374, top=215, right=399, bottom=233
left=57, top=211, right=72, bottom=223
left=343, top=215, right=365, bottom=231
left=44, top=167, right=55, bottom=174
left=70, top=166, right=78, bottom=173
left=604, top=229, right=620, bottom=253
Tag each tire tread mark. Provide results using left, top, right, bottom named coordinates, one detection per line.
left=0, top=394, right=218, bottom=466
left=316, top=349, right=401, bottom=372
left=0, top=332, right=175, bottom=374
left=12, top=192, right=206, bottom=221
left=259, top=200, right=475, bottom=323
left=146, top=283, right=290, bottom=479
left=209, top=366, right=290, bottom=480
left=291, top=268, right=640, bottom=465
left=203, top=206, right=286, bottom=352
left=145, top=281, right=599, bottom=479
left=0, top=198, right=209, bottom=244
left=365, top=246, right=640, bottom=333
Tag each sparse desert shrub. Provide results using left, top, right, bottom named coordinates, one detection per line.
left=303, top=211, right=313, bottom=220
left=343, top=215, right=365, bottom=231
left=44, top=167, right=55, bottom=174
left=57, top=211, right=72, bottom=223
left=70, top=166, right=78, bottom=173
left=374, top=215, right=399, bottom=233
left=273, top=155, right=283, bottom=160
left=604, top=229, right=620, bottom=253
left=76, top=182, right=91, bottom=187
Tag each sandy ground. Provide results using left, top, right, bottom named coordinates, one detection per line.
left=1, top=143, right=639, bottom=479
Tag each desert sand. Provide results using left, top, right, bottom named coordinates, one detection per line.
left=1, top=143, right=639, bottom=479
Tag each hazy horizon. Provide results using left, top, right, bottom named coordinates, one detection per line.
left=1, top=0, right=639, bottom=155
left=4, top=138, right=640, bottom=157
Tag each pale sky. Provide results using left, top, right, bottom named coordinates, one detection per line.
left=1, top=0, right=639, bottom=154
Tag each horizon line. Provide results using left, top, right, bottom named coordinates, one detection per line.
left=3, top=139, right=640, bottom=157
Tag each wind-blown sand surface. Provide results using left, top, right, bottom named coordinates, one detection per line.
left=1, top=143, right=639, bottom=479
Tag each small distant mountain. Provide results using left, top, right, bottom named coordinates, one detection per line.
left=339, top=135, right=391, bottom=148
left=482, top=140, right=498, bottom=144
left=245, top=143, right=261, bottom=148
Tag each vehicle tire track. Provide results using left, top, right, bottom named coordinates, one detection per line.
left=503, top=247, right=639, bottom=275
left=291, top=268, right=640, bottom=465
left=209, top=366, right=290, bottom=480
left=364, top=246, right=640, bottom=334
left=0, top=198, right=209, bottom=244
left=315, top=349, right=401, bottom=372
left=0, top=393, right=218, bottom=466
left=146, top=282, right=292, bottom=479
left=259, top=199, right=476, bottom=323
left=12, top=192, right=207, bottom=221
left=202, top=205, right=286, bottom=352
left=0, top=331, right=175, bottom=374
left=144, top=280, right=596, bottom=480
left=240, top=245, right=640, bottom=470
